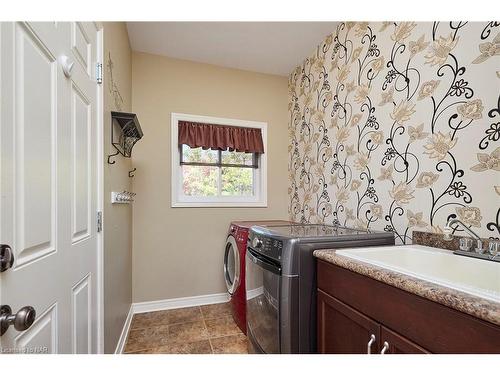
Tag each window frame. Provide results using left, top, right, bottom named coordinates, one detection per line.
left=171, top=112, right=268, bottom=207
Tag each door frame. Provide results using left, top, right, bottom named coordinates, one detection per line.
left=95, top=22, right=105, bottom=354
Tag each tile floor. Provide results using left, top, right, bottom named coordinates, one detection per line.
left=123, top=302, right=249, bottom=354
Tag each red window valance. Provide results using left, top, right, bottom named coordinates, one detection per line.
left=178, top=121, right=264, bottom=154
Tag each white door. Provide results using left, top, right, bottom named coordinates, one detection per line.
left=0, top=22, right=101, bottom=354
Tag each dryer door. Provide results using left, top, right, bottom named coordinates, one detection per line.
left=223, top=236, right=240, bottom=295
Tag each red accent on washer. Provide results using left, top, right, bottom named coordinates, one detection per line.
left=225, top=220, right=292, bottom=335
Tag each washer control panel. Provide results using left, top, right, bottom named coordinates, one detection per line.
left=250, top=235, right=283, bottom=261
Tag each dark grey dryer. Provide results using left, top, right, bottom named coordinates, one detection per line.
left=245, top=224, right=395, bottom=354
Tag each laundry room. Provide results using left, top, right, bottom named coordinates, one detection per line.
left=1, top=1, right=500, bottom=373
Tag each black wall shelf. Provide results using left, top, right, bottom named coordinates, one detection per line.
left=108, top=111, right=143, bottom=164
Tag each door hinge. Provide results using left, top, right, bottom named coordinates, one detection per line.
left=96, top=62, right=103, bottom=84
left=97, top=211, right=103, bottom=232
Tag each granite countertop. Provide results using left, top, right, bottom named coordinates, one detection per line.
left=313, top=247, right=500, bottom=327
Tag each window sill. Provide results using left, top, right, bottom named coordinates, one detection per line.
left=171, top=201, right=268, bottom=208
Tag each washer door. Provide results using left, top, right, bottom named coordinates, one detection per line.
left=224, top=236, right=240, bottom=295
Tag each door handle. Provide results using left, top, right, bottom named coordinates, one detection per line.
left=0, top=305, right=36, bottom=336
left=246, top=248, right=281, bottom=275
left=380, top=341, right=389, bottom=354
left=0, top=244, right=14, bottom=272
left=367, top=334, right=376, bottom=354
left=59, top=55, right=74, bottom=78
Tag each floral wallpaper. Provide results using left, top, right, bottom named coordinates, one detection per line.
left=288, top=21, right=500, bottom=243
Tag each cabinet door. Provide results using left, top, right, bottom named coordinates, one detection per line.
left=380, top=326, right=430, bottom=354
left=318, top=289, right=380, bottom=354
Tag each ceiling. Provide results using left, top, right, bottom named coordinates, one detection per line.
left=126, top=22, right=337, bottom=76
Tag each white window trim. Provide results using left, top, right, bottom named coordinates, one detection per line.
left=171, top=112, right=268, bottom=208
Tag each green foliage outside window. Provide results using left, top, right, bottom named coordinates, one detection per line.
left=181, top=146, right=255, bottom=197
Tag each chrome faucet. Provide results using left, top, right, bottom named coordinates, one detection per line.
left=489, top=242, right=500, bottom=260
left=443, top=218, right=484, bottom=253
left=444, top=218, right=500, bottom=262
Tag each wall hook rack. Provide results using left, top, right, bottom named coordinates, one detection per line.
left=111, top=191, right=136, bottom=204
left=129, top=168, right=137, bottom=178
left=107, top=150, right=119, bottom=164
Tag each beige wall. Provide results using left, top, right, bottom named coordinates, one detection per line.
left=102, top=22, right=133, bottom=353
left=131, top=52, right=289, bottom=302
left=289, top=22, right=500, bottom=243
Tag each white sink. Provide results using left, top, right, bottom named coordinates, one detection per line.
left=336, top=245, right=500, bottom=302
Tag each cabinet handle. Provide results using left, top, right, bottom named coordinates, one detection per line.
left=380, top=341, right=389, bottom=354
left=367, top=334, right=376, bottom=354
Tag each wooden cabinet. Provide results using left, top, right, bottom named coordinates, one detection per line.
left=318, top=289, right=426, bottom=354
left=379, top=326, right=429, bottom=354
left=318, top=290, right=380, bottom=354
left=317, top=259, right=500, bottom=354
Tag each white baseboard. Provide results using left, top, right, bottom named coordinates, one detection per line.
left=132, top=292, right=230, bottom=314
left=114, top=305, right=134, bottom=354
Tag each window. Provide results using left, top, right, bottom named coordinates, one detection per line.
left=171, top=113, right=267, bottom=207
left=181, top=146, right=257, bottom=197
